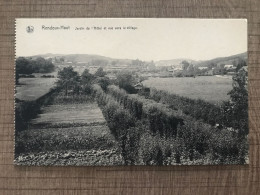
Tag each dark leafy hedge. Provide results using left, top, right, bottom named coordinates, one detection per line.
left=148, top=88, right=223, bottom=126
left=102, top=85, right=248, bottom=164
left=107, top=85, right=185, bottom=137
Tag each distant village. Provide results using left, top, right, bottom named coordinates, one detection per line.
left=48, top=56, right=243, bottom=79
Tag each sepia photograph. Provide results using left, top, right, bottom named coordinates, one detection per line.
left=14, top=18, right=248, bottom=166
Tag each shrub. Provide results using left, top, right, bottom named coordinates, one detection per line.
left=93, top=85, right=139, bottom=164
left=94, top=84, right=248, bottom=165
left=148, top=88, right=223, bottom=126
left=209, top=129, right=247, bottom=164
left=107, top=85, right=184, bottom=137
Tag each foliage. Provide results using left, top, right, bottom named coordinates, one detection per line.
left=16, top=57, right=55, bottom=74
left=107, top=85, right=185, bottom=137
left=93, top=85, right=140, bottom=164
left=95, top=67, right=106, bottom=77
left=224, top=67, right=248, bottom=136
left=16, top=57, right=55, bottom=84
left=96, top=77, right=110, bottom=91
left=56, top=67, right=81, bottom=96
left=104, top=84, right=248, bottom=164
left=146, top=88, right=225, bottom=126
left=116, top=71, right=137, bottom=94
left=81, top=69, right=95, bottom=84
left=235, top=58, right=247, bottom=71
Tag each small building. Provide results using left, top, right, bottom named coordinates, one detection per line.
left=224, top=65, right=234, bottom=70
left=198, top=67, right=208, bottom=70
left=134, top=83, right=143, bottom=90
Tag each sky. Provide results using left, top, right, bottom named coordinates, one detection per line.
left=16, top=18, right=247, bottom=61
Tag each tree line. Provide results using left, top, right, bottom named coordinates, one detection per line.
left=16, top=57, right=55, bottom=84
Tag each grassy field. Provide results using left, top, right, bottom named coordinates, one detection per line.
left=143, top=76, right=233, bottom=104
left=16, top=75, right=57, bottom=101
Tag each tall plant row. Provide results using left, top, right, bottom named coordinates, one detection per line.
left=94, top=84, right=247, bottom=164
left=107, top=85, right=185, bottom=137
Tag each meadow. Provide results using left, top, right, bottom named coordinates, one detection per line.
left=143, top=76, right=233, bottom=104
left=16, top=73, right=57, bottom=101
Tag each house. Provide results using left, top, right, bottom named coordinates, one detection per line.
left=198, top=67, right=208, bottom=70
left=224, top=65, right=234, bottom=70
left=134, top=82, right=143, bottom=90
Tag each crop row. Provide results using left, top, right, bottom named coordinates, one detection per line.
left=146, top=87, right=224, bottom=126
left=94, top=84, right=248, bottom=164
left=107, top=85, right=185, bottom=137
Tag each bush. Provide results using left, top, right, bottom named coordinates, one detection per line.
left=148, top=88, right=223, bottom=126
left=93, top=85, right=139, bottom=164
left=177, top=121, right=211, bottom=160
left=93, top=84, right=248, bottom=165
left=209, top=129, right=248, bottom=164
left=107, top=85, right=185, bottom=137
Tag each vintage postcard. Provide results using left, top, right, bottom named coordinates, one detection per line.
left=14, top=18, right=248, bottom=166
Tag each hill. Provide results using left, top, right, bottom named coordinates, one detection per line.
left=30, top=54, right=132, bottom=66
left=154, top=52, right=247, bottom=68
left=28, top=52, right=247, bottom=69
left=194, top=52, right=247, bottom=67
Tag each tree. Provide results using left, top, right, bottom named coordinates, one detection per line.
left=186, top=64, right=195, bottom=77
left=131, top=59, right=144, bottom=66
left=225, top=66, right=248, bottom=136
left=95, top=67, right=106, bottom=77
left=81, top=69, right=95, bottom=95
left=16, top=57, right=55, bottom=84
left=181, top=60, right=190, bottom=70
left=81, top=69, right=95, bottom=85
left=60, top=57, right=65, bottom=63
left=56, top=67, right=80, bottom=96
left=16, top=57, right=33, bottom=75
left=208, top=62, right=216, bottom=69
left=236, top=58, right=247, bottom=72
left=116, top=71, right=137, bottom=94
left=96, top=77, right=110, bottom=91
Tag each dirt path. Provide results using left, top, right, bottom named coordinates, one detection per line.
left=15, top=97, right=124, bottom=166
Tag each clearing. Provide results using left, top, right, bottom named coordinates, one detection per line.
left=143, top=76, right=233, bottom=104
left=16, top=73, right=57, bottom=101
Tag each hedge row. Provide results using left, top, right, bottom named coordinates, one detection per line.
left=93, top=85, right=141, bottom=165
left=15, top=88, right=57, bottom=133
left=106, top=85, right=248, bottom=164
left=107, top=85, right=185, bottom=137
left=147, top=88, right=224, bottom=126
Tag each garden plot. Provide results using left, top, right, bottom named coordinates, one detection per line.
left=15, top=99, right=124, bottom=165
left=30, top=103, right=106, bottom=126
left=15, top=125, right=123, bottom=166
